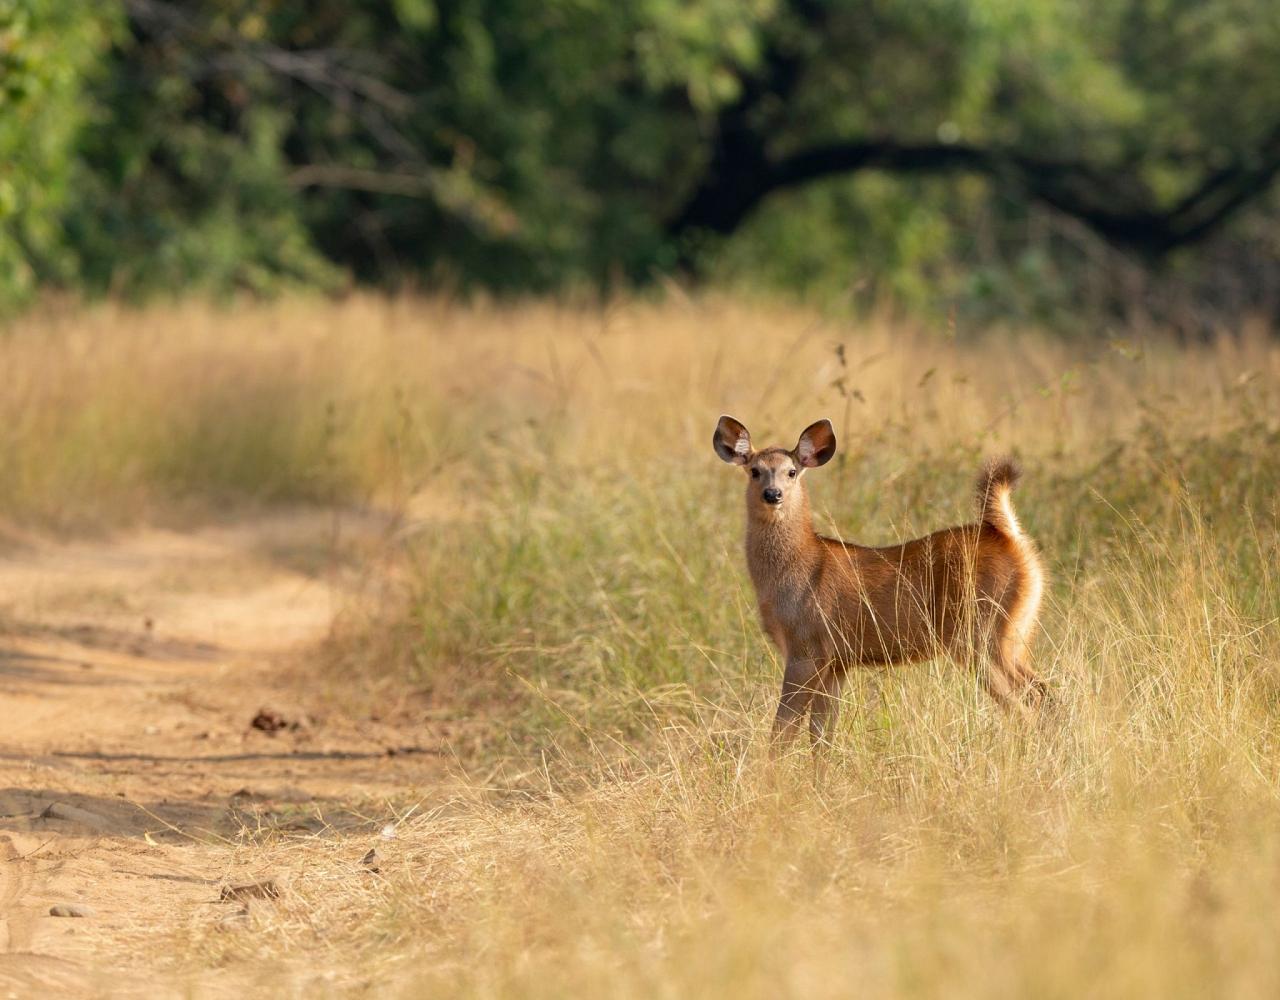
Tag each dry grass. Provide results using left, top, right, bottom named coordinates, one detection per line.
left=9, top=294, right=1280, bottom=995
left=0, top=295, right=468, bottom=530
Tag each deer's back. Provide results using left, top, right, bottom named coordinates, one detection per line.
left=802, top=522, right=1022, bottom=666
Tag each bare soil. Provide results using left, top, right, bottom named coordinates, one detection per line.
left=0, top=510, right=452, bottom=995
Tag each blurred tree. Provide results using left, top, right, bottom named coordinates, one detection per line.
left=668, top=0, right=1280, bottom=270
left=68, top=0, right=337, bottom=296
left=0, top=1, right=115, bottom=304
left=5, top=0, right=1280, bottom=323
left=81, top=0, right=746, bottom=293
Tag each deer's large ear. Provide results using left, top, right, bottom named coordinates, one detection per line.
left=713, top=415, right=752, bottom=465
left=795, top=419, right=836, bottom=468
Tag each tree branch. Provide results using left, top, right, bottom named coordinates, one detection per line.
left=668, top=130, right=1280, bottom=260
left=289, top=165, right=520, bottom=236
left=1162, top=123, right=1280, bottom=247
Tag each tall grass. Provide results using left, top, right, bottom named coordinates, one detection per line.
left=356, top=301, right=1280, bottom=738
left=9, top=295, right=1280, bottom=994
left=341, top=300, right=1280, bottom=996
left=185, top=498, right=1280, bottom=996
left=178, top=496, right=1280, bottom=994
left=0, top=296, right=467, bottom=528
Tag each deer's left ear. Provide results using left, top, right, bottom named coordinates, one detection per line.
left=795, top=419, right=836, bottom=468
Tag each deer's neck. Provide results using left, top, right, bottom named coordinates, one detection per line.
left=745, top=489, right=824, bottom=596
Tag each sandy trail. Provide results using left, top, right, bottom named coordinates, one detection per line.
left=0, top=510, right=448, bottom=995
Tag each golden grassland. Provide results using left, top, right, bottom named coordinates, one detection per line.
left=7, top=294, right=1280, bottom=995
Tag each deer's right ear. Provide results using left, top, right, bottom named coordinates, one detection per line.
left=713, top=415, right=752, bottom=465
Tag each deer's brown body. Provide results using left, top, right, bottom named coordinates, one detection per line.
left=715, top=417, right=1046, bottom=745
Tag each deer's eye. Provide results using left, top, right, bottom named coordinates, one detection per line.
left=788, top=469, right=798, bottom=478
left=750, top=468, right=760, bottom=479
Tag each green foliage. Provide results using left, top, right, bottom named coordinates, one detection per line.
left=713, top=0, right=1280, bottom=322
left=0, top=1, right=115, bottom=305
left=69, top=59, right=338, bottom=297
left=1, top=0, right=1279, bottom=315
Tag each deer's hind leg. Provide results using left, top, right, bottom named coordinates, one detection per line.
left=1001, top=620, right=1049, bottom=712
left=978, top=611, right=1046, bottom=719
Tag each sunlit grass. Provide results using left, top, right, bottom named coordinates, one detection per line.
left=166, top=499, right=1280, bottom=996
left=8, top=295, right=1280, bottom=995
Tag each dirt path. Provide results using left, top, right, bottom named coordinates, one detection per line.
left=0, top=510, right=449, bottom=995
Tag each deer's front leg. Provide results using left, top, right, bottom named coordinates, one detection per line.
left=808, top=666, right=843, bottom=748
left=772, top=655, right=821, bottom=748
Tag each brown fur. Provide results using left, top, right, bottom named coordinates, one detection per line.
left=714, top=416, right=1047, bottom=747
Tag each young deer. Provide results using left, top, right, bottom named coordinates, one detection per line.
left=714, top=416, right=1047, bottom=746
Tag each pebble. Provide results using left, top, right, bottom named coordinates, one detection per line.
left=229, top=785, right=312, bottom=804
left=49, top=903, right=96, bottom=918
left=40, top=801, right=111, bottom=830
left=250, top=708, right=289, bottom=733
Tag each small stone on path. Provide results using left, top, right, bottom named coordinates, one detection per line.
left=40, top=801, right=112, bottom=830
left=49, top=903, right=96, bottom=918
left=250, top=708, right=289, bottom=733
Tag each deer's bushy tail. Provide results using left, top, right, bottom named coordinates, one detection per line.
left=975, top=457, right=1047, bottom=706
left=975, top=457, right=1023, bottom=538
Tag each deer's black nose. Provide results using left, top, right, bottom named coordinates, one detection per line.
left=762, top=487, right=783, bottom=504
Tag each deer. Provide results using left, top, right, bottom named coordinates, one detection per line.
left=713, top=415, right=1047, bottom=747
